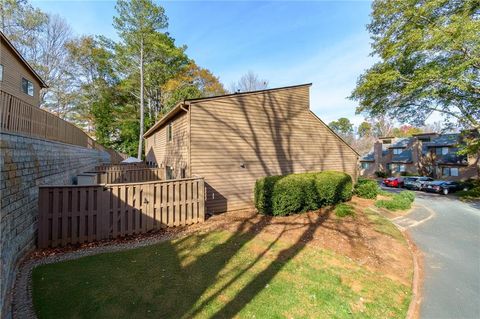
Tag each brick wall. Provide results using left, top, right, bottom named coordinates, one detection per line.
left=0, top=132, right=110, bottom=318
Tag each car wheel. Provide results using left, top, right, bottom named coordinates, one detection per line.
left=443, top=188, right=449, bottom=195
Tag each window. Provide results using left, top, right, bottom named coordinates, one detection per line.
left=165, top=166, right=174, bottom=180
left=442, top=167, right=459, bottom=177
left=392, top=148, right=402, bottom=155
left=181, top=168, right=186, bottom=179
left=399, top=164, right=406, bottom=172
left=167, top=122, right=173, bottom=142
left=361, top=162, right=370, bottom=169
left=22, top=78, right=34, bottom=96
left=0, top=64, right=3, bottom=81
left=382, top=139, right=391, bottom=144
left=386, top=163, right=393, bottom=171
left=436, top=147, right=449, bottom=156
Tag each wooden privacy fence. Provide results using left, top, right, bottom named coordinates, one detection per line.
left=96, top=168, right=164, bottom=184
left=38, top=177, right=205, bottom=248
left=94, top=163, right=153, bottom=172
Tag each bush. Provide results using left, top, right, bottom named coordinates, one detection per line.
left=375, top=171, right=388, bottom=178
left=254, top=171, right=353, bottom=216
left=456, top=187, right=480, bottom=200
left=334, top=203, right=355, bottom=217
left=375, top=190, right=415, bottom=211
left=397, top=190, right=415, bottom=202
left=354, top=178, right=380, bottom=199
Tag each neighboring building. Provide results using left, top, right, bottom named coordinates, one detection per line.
left=360, top=132, right=478, bottom=180
left=144, top=84, right=359, bottom=213
left=0, top=31, right=48, bottom=106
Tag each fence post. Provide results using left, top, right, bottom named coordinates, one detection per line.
left=199, top=178, right=205, bottom=222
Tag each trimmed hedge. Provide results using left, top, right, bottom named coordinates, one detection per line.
left=354, top=178, right=380, bottom=199
left=254, top=171, right=353, bottom=216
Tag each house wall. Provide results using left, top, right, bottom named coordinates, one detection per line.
left=0, top=37, right=41, bottom=107
left=0, top=132, right=110, bottom=319
left=189, top=86, right=358, bottom=213
left=145, top=110, right=189, bottom=178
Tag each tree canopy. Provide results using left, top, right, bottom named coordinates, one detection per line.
left=350, top=0, right=480, bottom=130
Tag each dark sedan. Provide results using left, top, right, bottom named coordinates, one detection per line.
left=424, top=181, right=463, bottom=195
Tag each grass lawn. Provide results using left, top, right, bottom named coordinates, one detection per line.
left=33, top=212, right=411, bottom=319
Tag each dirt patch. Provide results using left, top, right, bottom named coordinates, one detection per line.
left=199, top=196, right=412, bottom=286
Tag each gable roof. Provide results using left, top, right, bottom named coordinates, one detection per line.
left=0, top=31, right=48, bottom=88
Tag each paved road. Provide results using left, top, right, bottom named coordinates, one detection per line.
left=385, top=188, right=480, bottom=319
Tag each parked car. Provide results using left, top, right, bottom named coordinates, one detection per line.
left=383, top=177, right=404, bottom=188
left=405, top=176, right=434, bottom=190
left=403, top=176, right=421, bottom=190
left=424, top=180, right=463, bottom=195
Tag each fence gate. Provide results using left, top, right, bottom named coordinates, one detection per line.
left=38, top=177, right=205, bottom=248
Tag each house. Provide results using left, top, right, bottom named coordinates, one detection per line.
left=144, top=84, right=359, bottom=214
left=359, top=132, right=478, bottom=180
left=0, top=31, right=48, bottom=106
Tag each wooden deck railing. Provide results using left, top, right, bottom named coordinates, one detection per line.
left=94, top=163, right=153, bottom=172
left=0, top=91, right=127, bottom=163
left=38, top=177, right=205, bottom=248
left=96, top=168, right=164, bottom=184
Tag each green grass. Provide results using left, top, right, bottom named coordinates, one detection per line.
left=33, top=231, right=411, bottom=319
left=334, top=203, right=355, bottom=217
left=364, top=209, right=406, bottom=243
left=378, top=190, right=394, bottom=197
left=375, top=191, right=415, bottom=211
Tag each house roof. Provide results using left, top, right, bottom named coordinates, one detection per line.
left=0, top=31, right=48, bottom=88
left=143, top=83, right=359, bottom=156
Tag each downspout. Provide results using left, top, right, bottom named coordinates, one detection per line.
left=180, top=102, right=191, bottom=178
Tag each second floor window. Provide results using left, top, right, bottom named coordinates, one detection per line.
left=22, top=78, right=34, bottom=96
left=361, top=162, right=370, bottom=169
left=0, top=64, right=3, bottom=81
left=167, top=122, right=173, bottom=142
left=392, top=148, right=402, bottom=155
left=435, top=147, right=449, bottom=156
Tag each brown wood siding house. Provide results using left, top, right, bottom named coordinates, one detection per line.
left=0, top=31, right=47, bottom=106
left=145, top=84, right=359, bottom=214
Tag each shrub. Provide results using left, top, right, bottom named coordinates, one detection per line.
left=456, top=187, right=480, bottom=200
left=375, top=190, right=415, bottom=211
left=397, top=190, right=415, bottom=202
left=254, top=171, right=353, bottom=216
left=375, top=171, right=388, bottom=178
left=354, top=178, right=380, bottom=199
left=334, top=203, right=355, bottom=217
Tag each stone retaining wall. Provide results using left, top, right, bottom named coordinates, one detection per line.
left=0, top=132, right=110, bottom=318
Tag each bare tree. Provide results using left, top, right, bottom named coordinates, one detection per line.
left=230, top=71, right=268, bottom=93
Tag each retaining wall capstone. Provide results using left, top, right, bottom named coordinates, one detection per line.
left=0, top=132, right=110, bottom=319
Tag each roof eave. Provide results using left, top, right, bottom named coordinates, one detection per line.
left=143, top=102, right=187, bottom=138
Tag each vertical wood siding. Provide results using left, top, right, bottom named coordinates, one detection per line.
left=189, top=86, right=358, bottom=213
left=145, top=111, right=189, bottom=178
left=0, top=37, right=42, bottom=106
left=38, top=178, right=205, bottom=248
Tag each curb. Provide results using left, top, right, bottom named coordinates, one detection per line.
left=403, top=230, right=423, bottom=319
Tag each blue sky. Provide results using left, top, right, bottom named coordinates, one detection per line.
left=32, top=0, right=376, bottom=125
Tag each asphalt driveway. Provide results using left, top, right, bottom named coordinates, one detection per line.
left=384, top=188, right=480, bottom=319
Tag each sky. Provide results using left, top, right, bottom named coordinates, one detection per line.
left=32, top=0, right=377, bottom=126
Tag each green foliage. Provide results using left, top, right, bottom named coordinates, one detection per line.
left=328, top=118, right=354, bottom=137
left=334, top=204, right=355, bottom=217
left=375, top=191, right=415, bottom=211
left=358, top=121, right=373, bottom=138
left=354, top=178, right=380, bottom=199
left=375, top=171, right=388, bottom=178
left=254, top=171, right=353, bottom=216
left=351, top=0, right=480, bottom=132
left=456, top=187, right=480, bottom=200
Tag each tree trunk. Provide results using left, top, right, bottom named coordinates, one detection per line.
left=137, top=38, right=144, bottom=160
